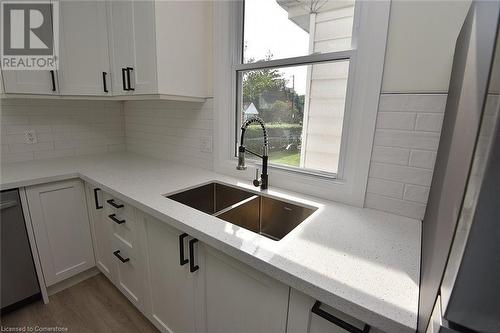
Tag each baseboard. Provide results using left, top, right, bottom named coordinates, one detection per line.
left=47, top=267, right=100, bottom=296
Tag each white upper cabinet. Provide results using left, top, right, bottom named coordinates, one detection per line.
left=2, top=70, right=58, bottom=95
left=107, top=0, right=211, bottom=98
left=107, top=0, right=157, bottom=95
left=58, top=0, right=111, bottom=95
left=153, top=0, right=212, bottom=99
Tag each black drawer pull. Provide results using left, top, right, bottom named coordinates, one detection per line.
left=311, top=301, right=370, bottom=333
left=107, top=199, right=124, bottom=209
left=102, top=71, right=108, bottom=93
left=189, top=238, right=199, bottom=273
left=122, top=67, right=128, bottom=91
left=113, top=250, right=130, bottom=263
left=93, top=188, right=103, bottom=210
left=179, top=233, right=189, bottom=266
left=108, top=214, right=125, bottom=224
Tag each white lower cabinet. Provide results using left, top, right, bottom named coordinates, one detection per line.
left=85, top=185, right=149, bottom=313
left=202, top=246, right=290, bottom=333
left=26, top=179, right=94, bottom=286
left=142, top=212, right=290, bottom=333
left=143, top=213, right=201, bottom=333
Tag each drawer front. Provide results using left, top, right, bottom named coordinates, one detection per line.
left=104, top=193, right=137, bottom=245
left=111, top=233, right=142, bottom=306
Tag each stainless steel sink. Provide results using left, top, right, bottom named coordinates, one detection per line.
left=167, top=182, right=255, bottom=215
left=166, top=182, right=317, bottom=241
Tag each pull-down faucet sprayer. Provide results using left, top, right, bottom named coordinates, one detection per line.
left=236, top=116, right=269, bottom=190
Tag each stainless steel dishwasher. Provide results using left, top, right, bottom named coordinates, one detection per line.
left=1, top=189, right=41, bottom=313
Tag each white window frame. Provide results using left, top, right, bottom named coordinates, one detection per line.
left=213, top=0, right=391, bottom=207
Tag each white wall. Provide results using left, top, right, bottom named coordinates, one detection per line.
left=0, top=99, right=125, bottom=163
left=382, top=0, right=471, bottom=93
left=124, top=99, right=214, bottom=169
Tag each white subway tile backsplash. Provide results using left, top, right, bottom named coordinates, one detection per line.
left=374, top=129, right=440, bottom=150
left=366, top=94, right=447, bottom=220
left=415, top=113, right=444, bottom=132
left=366, top=178, right=404, bottom=199
left=371, top=146, right=410, bottom=165
left=376, top=112, right=416, bottom=130
left=124, top=99, right=214, bottom=170
left=0, top=99, right=125, bottom=163
left=403, top=184, right=430, bottom=204
left=365, top=193, right=426, bottom=220
left=370, top=162, right=434, bottom=186
left=409, top=150, right=437, bottom=169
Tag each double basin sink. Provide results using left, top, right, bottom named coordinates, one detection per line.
left=165, top=182, right=317, bottom=241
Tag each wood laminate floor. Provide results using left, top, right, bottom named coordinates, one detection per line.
left=0, top=273, right=159, bottom=333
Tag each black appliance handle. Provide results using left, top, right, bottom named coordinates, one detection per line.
left=189, top=238, right=199, bottom=273
left=311, top=301, right=370, bottom=333
left=179, top=233, right=189, bottom=266
left=93, top=188, right=103, bottom=210
left=107, top=199, right=124, bottom=209
left=108, top=214, right=125, bottom=225
left=113, top=250, right=130, bottom=263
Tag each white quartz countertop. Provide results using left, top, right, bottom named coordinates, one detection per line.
left=0, top=152, right=421, bottom=333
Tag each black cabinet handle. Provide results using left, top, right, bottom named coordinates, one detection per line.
left=311, top=301, right=370, bottom=333
left=113, top=250, right=130, bottom=263
left=108, top=214, right=125, bottom=224
left=126, top=67, right=134, bottom=91
left=93, top=188, right=103, bottom=210
left=189, top=238, right=199, bottom=273
left=50, top=70, right=56, bottom=91
left=102, top=72, right=108, bottom=93
left=107, top=199, right=124, bottom=209
left=122, top=67, right=128, bottom=91
left=179, top=233, right=189, bottom=266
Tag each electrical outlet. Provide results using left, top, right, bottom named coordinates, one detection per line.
left=200, top=136, right=212, bottom=153
left=24, top=130, right=37, bottom=144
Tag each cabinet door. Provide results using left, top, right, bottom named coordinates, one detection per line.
left=58, top=0, right=111, bottom=95
left=2, top=70, right=58, bottom=94
left=144, top=214, right=200, bottom=333
left=85, top=185, right=114, bottom=280
left=26, top=179, right=95, bottom=286
left=107, top=0, right=157, bottom=95
left=202, top=246, right=290, bottom=333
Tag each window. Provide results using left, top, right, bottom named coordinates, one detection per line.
left=235, top=0, right=356, bottom=176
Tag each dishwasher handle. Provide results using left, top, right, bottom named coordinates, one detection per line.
left=311, top=301, right=371, bottom=333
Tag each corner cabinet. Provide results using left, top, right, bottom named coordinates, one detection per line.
left=25, top=180, right=95, bottom=286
